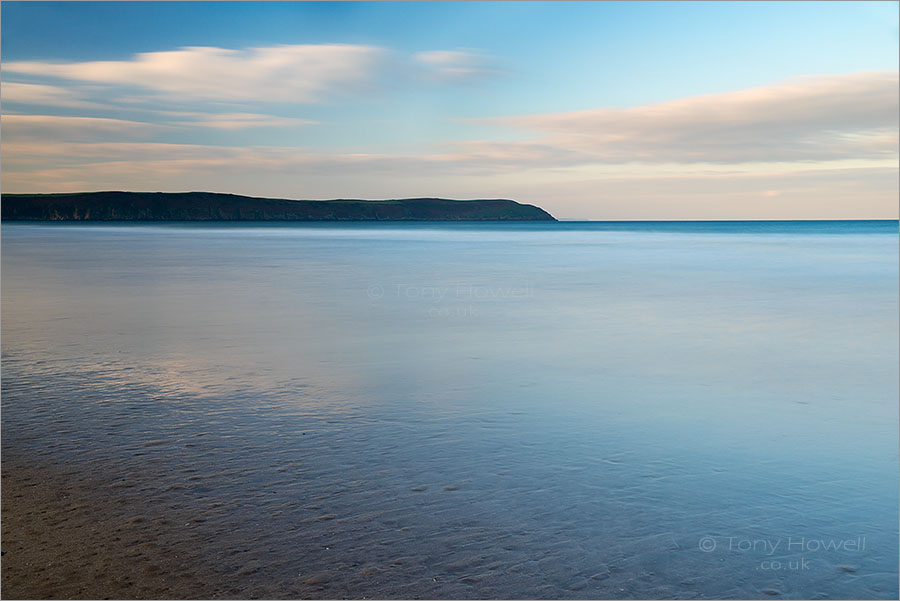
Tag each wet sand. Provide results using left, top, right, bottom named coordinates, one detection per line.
left=1, top=455, right=290, bottom=600
left=4, top=459, right=189, bottom=599
left=2, top=450, right=597, bottom=600
left=0, top=448, right=689, bottom=600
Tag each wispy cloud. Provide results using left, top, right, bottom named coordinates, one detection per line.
left=479, top=71, right=899, bottom=163
left=1, top=114, right=170, bottom=141
left=504, top=166, right=900, bottom=220
left=4, top=72, right=897, bottom=175
left=4, top=44, right=388, bottom=103
left=413, top=50, right=499, bottom=82
left=2, top=111, right=314, bottom=142
left=1, top=82, right=108, bottom=109
left=169, top=112, right=317, bottom=130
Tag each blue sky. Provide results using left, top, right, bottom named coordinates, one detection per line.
left=2, top=1, right=898, bottom=219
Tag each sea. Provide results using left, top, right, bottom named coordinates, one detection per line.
left=2, top=220, right=898, bottom=599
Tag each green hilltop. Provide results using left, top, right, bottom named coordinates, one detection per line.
left=1, top=191, right=556, bottom=222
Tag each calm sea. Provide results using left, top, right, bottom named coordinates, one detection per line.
left=2, top=221, right=898, bottom=599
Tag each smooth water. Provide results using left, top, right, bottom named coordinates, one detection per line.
left=2, top=221, right=898, bottom=599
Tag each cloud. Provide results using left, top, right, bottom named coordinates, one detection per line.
left=1, top=82, right=108, bottom=109
left=4, top=44, right=388, bottom=103
left=1, top=85, right=312, bottom=130
left=1, top=141, right=230, bottom=163
left=505, top=167, right=900, bottom=220
left=0, top=140, right=436, bottom=176
left=169, top=112, right=317, bottom=130
left=2, top=112, right=313, bottom=147
left=1, top=114, right=169, bottom=141
left=413, top=50, right=499, bottom=82
left=479, top=71, right=899, bottom=163
left=0, top=139, right=532, bottom=188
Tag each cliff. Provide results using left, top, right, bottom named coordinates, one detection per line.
left=1, top=192, right=556, bottom=222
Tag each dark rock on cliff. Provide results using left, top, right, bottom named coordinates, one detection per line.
left=2, top=191, right=556, bottom=221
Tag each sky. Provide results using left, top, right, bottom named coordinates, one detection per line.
left=2, top=1, right=898, bottom=220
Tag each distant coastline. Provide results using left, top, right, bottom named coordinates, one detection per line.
left=1, top=191, right=556, bottom=222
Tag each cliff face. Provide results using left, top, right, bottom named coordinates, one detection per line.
left=2, top=192, right=556, bottom=221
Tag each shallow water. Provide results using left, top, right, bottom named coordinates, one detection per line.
left=2, top=221, right=898, bottom=599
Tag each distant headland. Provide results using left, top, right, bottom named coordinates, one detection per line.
left=1, top=192, right=556, bottom=222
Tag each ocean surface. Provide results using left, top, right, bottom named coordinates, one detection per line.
left=2, top=221, right=898, bottom=599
